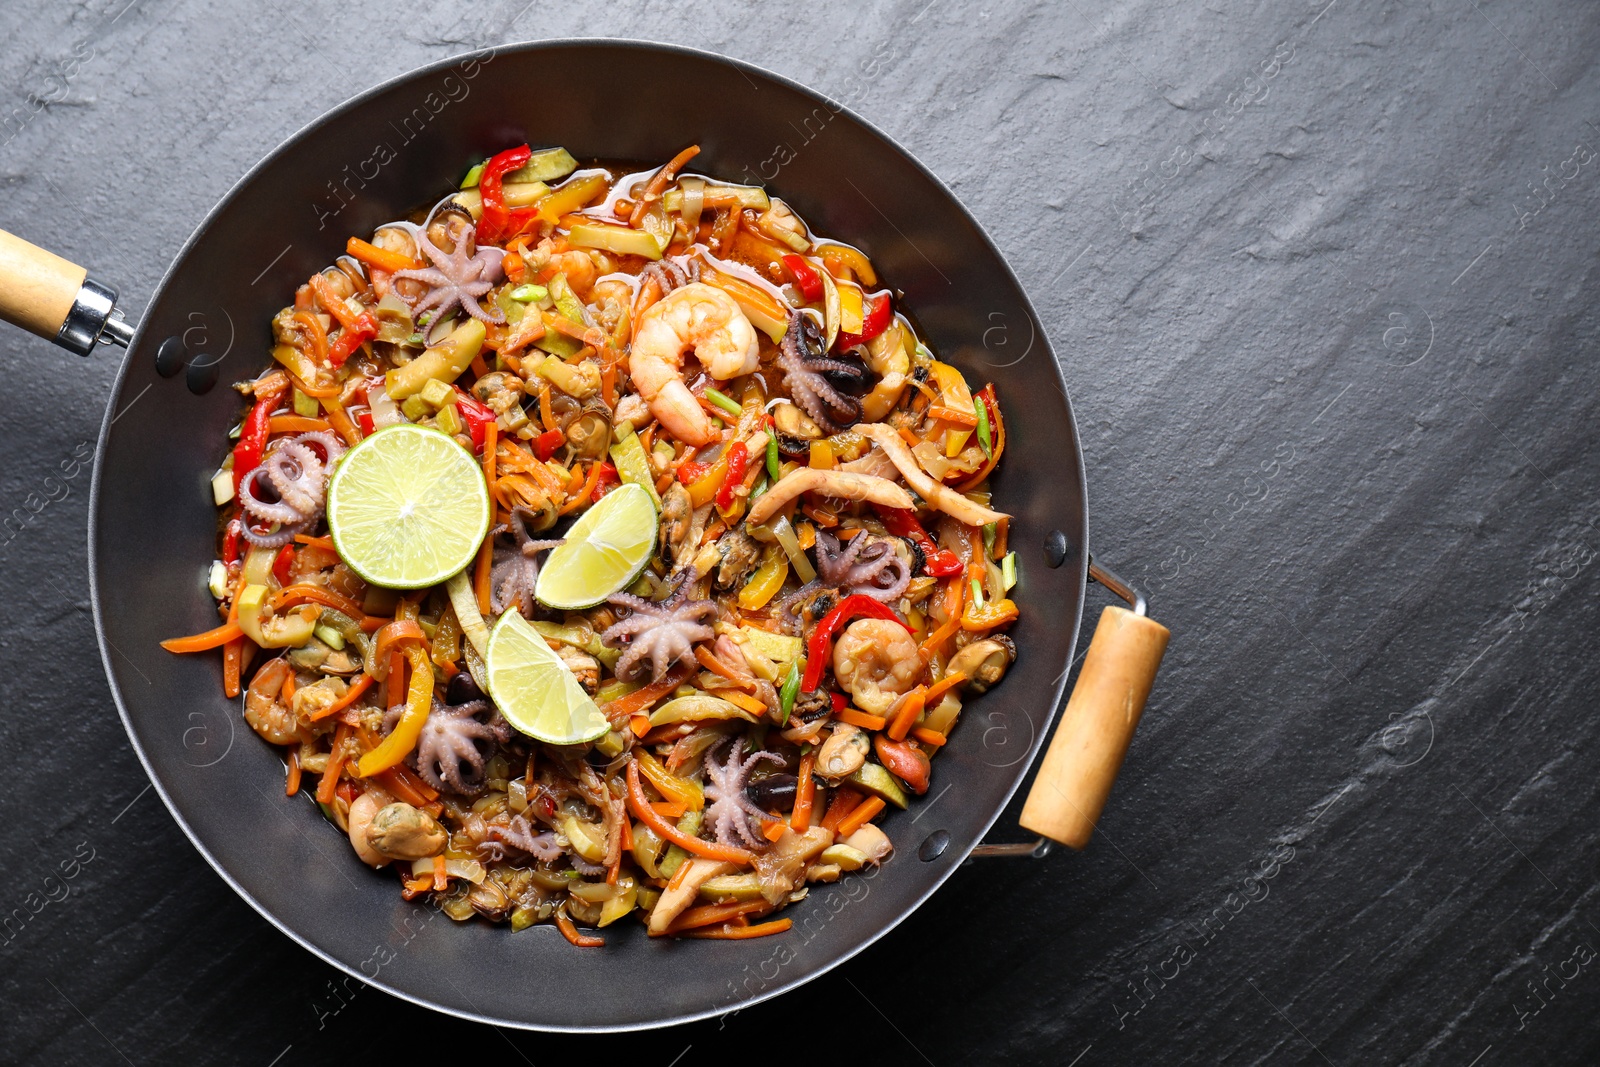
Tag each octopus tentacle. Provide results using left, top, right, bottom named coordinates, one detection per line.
left=489, top=506, right=565, bottom=617
left=814, top=530, right=911, bottom=603
left=702, top=739, right=784, bottom=849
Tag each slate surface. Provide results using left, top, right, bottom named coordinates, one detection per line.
left=1, top=1, right=1597, bottom=1063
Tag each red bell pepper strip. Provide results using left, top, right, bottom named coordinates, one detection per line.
left=271, top=544, right=295, bottom=586
left=835, top=290, right=892, bottom=350
left=453, top=388, right=496, bottom=453
left=876, top=507, right=964, bottom=578
left=533, top=428, right=566, bottom=461
left=801, top=594, right=913, bottom=693
left=716, top=442, right=748, bottom=510
left=356, top=411, right=375, bottom=436
left=781, top=254, right=825, bottom=302
left=231, top=380, right=288, bottom=493
left=221, top=518, right=243, bottom=566
left=308, top=273, right=377, bottom=367
left=677, top=460, right=710, bottom=485
left=592, top=461, right=620, bottom=496
left=477, top=145, right=539, bottom=245
left=829, top=691, right=848, bottom=714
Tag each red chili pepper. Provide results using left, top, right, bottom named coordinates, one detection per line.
left=453, top=389, right=497, bottom=452
left=477, top=145, right=540, bottom=245
left=272, top=544, right=295, bottom=586
left=221, top=518, right=243, bottom=566
left=835, top=290, right=892, bottom=350
left=326, top=311, right=377, bottom=366
left=781, top=254, right=825, bottom=302
left=231, top=381, right=288, bottom=493
left=801, top=594, right=912, bottom=693
left=533, top=428, right=566, bottom=461
left=877, top=506, right=964, bottom=578
left=716, top=442, right=749, bottom=509
left=677, top=460, right=710, bottom=485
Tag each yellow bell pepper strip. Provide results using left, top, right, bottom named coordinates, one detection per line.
left=635, top=750, right=705, bottom=812
left=962, top=596, right=1018, bottom=631
left=954, top=384, right=1006, bottom=492
left=684, top=452, right=731, bottom=509
left=357, top=644, right=433, bottom=776
left=737, top=546, right=789, bottom=611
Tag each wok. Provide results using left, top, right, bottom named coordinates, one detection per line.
left=0, top=40, right=1168, bottom=1031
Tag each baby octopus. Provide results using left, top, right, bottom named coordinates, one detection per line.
left=394, top=697, right=510, bottom=795
left=813, top=528, right=912, bottom=603
left=238, top=431, right=344, bottom=547
left=488, top=506, right=565, bottom=617
left=601, top=574, right=718, bottom=682
left=702, top=738, right=784, bottom=849
left=392, top=212, right=507, bottom=326
left=778, top=312, right=865, bottom=435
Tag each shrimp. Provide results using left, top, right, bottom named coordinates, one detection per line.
left=832, top=619, right=924, bottom=715
left=629, top=282, right=759, bottom=446
left=746, top=467, right=913, bottom=526
left=244, top=658, right=301, bottom=745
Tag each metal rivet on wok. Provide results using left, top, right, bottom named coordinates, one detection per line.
left=185, top=352, right=220, bottom=395
left=919, top=829, right=950, bottom=862
left=1044, top=529, right=1070, bottom=568
left=154, top=336, right=186, bottom=378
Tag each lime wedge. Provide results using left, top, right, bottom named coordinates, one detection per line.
left=326, top=424, right=490, bottom=590
left=535, top=481, right=658, bottom=610
left=485, top=610, right=609, bottom=744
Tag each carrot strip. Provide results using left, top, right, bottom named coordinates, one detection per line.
left=681, top=918, right=792, bottom=940
left=316, top=724, right=352, bottom=805
left=791, top=753, right=816, bottom=831
left=820, top=788, right=863, bottom=834
left=927, top=404, right=978, bottom=428
left=222, top=638, right=244, bottom=698
left=721, top=690, right=769, bottom=717
left=293, top=534, right=336, bottom=552
left=917, top=580, right=966, bottom=660
left=834, top=707, right=887, bottom=731
left=558, top=460, right=604, bottom=515
left=322, top=395, right=363, bottom=446
left=922, top=671, right=967, bottom=706
left=281, top=670, right=297, bottom=702
left=606, top=662, right=694, bottom=720
left=311, top=673, right=375, bottom=721
left=538, top=383, right=556, bottom=431
left=629, top=144, right=701, bottom=227
left=886, top=686, right=926, bottom=742
left=375, top=767, right=439, bottom=812
left=651, top=799, right=688, bottom=820
left=993, top=517, right=1009, bottom=560
left=385, top=650, right=405, bottom=711
left=627, top=761, right=755, bottom=865
left=835, top=796, right=886, bottom=838
left=483, top=421, right=498, bottom=484
left=275, top=583, right=366, bottom=620
left=662, top=899, right=767, bottom=935
left=911, top=727, right=948, bottom=747
left=470, top=355, right=490, bottom=379
left=555, top=909, right=605, bottom=948
left=694, top=645, right=756, bottom=691
left=285, top=750, right=302, bottom=797
left=161, top=621, right=244, bottom=653
left=268, top=414, right=332, bottom=435
left=601, top=362, right=617, bottom=408
left=346, top=237, right=419, bottom=274
left=761, top=819, right=787, bottom=843
left=473, top=530, right=494, bottom=615
left=433, top=855, right=448, bottom=892
left=630, top=714, right=652, bottom=738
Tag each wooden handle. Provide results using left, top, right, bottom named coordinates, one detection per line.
left=1019, top=605, right=1170, bottom=849
left=0, top=228, right=86, bottom=341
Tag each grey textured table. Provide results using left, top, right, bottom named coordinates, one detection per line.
left=2, top=1, right=1597, bottom=1063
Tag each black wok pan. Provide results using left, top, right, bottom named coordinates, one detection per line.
left=0, top=40, right=1168, bottom=1031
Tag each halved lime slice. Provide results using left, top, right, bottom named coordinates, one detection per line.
left=485, top=610, right=609, bottom=744
left=535, top=481, right=658, bottom=610
left=326, top=424, right=490, bottom=589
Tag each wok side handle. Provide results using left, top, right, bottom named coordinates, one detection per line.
left=1014, top=561, right=1169, bottom=851
left=0, top=228, right=134, bottom=354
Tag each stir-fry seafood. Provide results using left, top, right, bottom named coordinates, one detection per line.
left=163, top=144, right=1019, bottom=944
